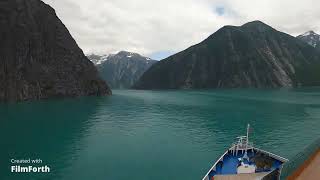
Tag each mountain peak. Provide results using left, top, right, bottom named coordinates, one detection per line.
left=214, top=21, right=274, bottom=36
left=297, top=30, right=320, bottom=48
left=87, top=51, right=155, bottom=65
left=118, top=50, right=132, bottom=55
left=242, top=20, right=267, bottom=26
left=218, top=21, right=270, bottom=31
left=135, top=20, right=320, bottom=90
left=117, top=51, right=138, bottom=57
left=89, top=52, right=157, bottom=89
left=240, top=20, right=274, bottom=31
left=299, top=31, right=319, bottom=37
left=207, top=20, right=275, bottom=43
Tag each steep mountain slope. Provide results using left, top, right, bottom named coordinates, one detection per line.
left=88, top=51, right=157, bottom=89
left=135, top=21, right=320, bottom=89
left=297, top=31, right=320, bottom=49
left=0, top=0, right=111, bottom=102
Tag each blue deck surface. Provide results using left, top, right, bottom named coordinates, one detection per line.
left=220, top=153, right=239, bottom=174
left=217, top=151, right=255, bottom=175
left=209, top=149, right=283, bottom=179
left=273, top=159, right=282, bottom=169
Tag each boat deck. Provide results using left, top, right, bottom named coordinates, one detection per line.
left=203, top=125, right=288, bottom=180
left=214, top=172, right=269, bottom=180
left=208, top=150, right=283, bottom=179
left=214, top=151, right=282, bottom=175
left=217, top=152, right=250, bottom=175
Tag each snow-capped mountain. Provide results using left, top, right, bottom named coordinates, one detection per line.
left=87, top=51, right=157, bottom=89
left=297, top=31, right=320, bottom=49
left=87, top=54, right=110, bottom=65
left=87, top=51, right=153, bottom=65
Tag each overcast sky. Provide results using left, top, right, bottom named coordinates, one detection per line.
left=43, top=0, right=320, bottom=60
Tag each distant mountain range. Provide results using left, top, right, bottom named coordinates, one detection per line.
left=297, top=31, right=320, bottom=49
left=87, top=51, right=157, bottom=89
left=134, top=21, right=320, bottom=89
left=0, top=0, right=111, bottom=102
left=5, top=0, right=320, bottom=103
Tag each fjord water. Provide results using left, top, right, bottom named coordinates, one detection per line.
left=1, top=88, right=320, bottom=180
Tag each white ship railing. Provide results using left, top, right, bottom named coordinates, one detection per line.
left=254, top=147, right=289, bottom=163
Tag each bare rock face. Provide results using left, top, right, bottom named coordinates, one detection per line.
left=135, top=21, right=320, bottom=89
left=0, top=0, right=111, bottom=102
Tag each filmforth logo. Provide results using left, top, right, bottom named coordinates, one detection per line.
left=11, top=165, right=50, bottom=173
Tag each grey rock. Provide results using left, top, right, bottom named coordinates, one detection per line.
left=0, top=0, right=111, bottom=102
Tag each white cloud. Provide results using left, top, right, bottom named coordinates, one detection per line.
left=222, top=0, right=320, bottom=35
left=43, top=0, right=320, bottom=58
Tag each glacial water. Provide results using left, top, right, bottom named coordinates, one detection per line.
left=1, top=88, right=320, bottom=180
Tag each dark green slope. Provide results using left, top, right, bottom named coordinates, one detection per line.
left=134, top=21, right=320, bottom=89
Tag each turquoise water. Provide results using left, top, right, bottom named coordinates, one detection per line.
left=1, top=88, right=320, bottom=180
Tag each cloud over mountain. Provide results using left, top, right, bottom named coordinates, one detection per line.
left=43, top=0, right=320, bottom=59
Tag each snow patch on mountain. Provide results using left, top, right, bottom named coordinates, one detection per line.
left=87, top=51, right=156, bottom=65
left=297, top=31, right=320, bottom=48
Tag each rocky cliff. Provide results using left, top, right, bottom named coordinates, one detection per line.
left=0, top=0, right=111, bottom=102
left=88, top=51, right=157, bottom=89
left=135, top=21, right=320, bottom=89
